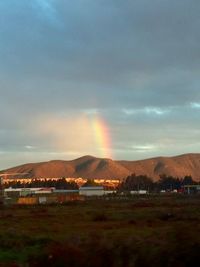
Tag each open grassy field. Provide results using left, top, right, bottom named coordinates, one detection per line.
left=0, top=195, right=200, bottom=266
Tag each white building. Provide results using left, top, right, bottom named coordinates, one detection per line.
left=4, top=187, right=55, bottom=196
left=79, top=186, right=104, bottom=196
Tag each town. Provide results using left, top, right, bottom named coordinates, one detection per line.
left=1, top=173, right=200, bottom=205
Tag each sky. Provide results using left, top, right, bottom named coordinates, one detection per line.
left=0, top=0, right=200, bottom=169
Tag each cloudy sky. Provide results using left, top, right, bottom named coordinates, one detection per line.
left=0, top=0, right=200, bottom=169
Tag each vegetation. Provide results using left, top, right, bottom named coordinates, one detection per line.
left=4, top=178, right=79, bottom=190
left=81, top=179, right=100, bottom=187
left=4, top=174, right=197, bottom=194
left=119, top=174, right=196, bottom=192
left=0, top=196, right=200, bottom=266
left=119, top=174, right=154, bottom=191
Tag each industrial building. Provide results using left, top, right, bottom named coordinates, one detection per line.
left=79, top=186, right=104, bottom=196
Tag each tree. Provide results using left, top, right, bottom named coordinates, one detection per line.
left=120, top=174, right=153, bottom=192
left=182, top=175, right=194, bottom=186
left=82, top=179, right=99, bottom=187
left=157, top=174, right=181, bottom=191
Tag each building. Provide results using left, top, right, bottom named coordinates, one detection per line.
left=79, top=186, right=104, bottom=196
left=4, top=187, right=55, bottom=197
left=183, top=185, right=200, bottom=194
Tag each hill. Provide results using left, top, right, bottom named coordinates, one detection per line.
left=1, top=153, right=200, bottom=181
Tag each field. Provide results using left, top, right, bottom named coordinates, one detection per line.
left=0, top=195, right=200, bottom=266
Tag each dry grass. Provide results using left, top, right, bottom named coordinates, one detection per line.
left=0, top=195, right=200, bottom=266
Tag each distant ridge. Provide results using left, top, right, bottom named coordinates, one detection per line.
left=1, top=153, right=200, bottom=181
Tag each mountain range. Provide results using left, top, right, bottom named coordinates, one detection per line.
left=1, top=153, right=200, bottom=181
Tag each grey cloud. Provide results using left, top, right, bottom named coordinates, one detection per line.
left=0, top=0, right=200, bottom=168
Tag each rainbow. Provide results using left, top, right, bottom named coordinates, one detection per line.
left=39, top=112, right=113, bottom=159
left=90, top=116, right=112, bottom=159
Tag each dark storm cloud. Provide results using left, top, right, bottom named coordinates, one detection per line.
left=0, top=0, right=200, bottom=167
